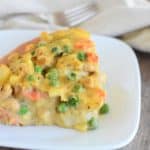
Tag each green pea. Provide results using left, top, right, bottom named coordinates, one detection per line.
left=63, top=45, right=71, bottom=53
left=73, top=84, right=84, bottom=93
left=51, top=47, right=58, bottom=52
left=57, top=102, right=68, bottom=113
left=67, top=72, right=77, bottom=81
left=27, top=74, right=35, bottom=81
left=51, top=46, right=62, bottom=55
left=37, top=42, right=47, bottom=47
left=47, top=68, right=59, bottom=87
left=19, top=104, right=29, bottom=115
left=35, top=65, right=43, bottom=73
left=47, top=69, right=58, bottom=79
left=88, top=117, right=98, bottom=130
left=68, top=96, right=79, bottom=107
left=31, top=50, right=35, bottom=56
left=50, top=80, right=59, bottom=87
left=77, top=52, right=86, bottom=61
left=99, top=104, right=109, bottom=114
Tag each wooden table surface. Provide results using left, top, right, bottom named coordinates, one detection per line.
left=0, top=51, right=150, bottom=150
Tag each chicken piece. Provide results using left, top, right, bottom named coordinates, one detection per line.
left=0, top=98, right=20, bottom=113
left=34, top=46, right=54, bottom=67
left=56, top=54, right=83, bottom=71
left=83, top=63, right=98, bottom=73
left=0, top=84, right=12, bottom=99
left=79, top=73, right=100, bottom=88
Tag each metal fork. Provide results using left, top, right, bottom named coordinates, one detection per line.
left=0, top=1, right=99, bottom=27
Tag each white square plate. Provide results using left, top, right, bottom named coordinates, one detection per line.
left=0, top=30, right=141, bottom=150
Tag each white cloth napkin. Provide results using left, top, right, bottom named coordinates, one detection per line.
left=0, top=0, right=150, bottom=52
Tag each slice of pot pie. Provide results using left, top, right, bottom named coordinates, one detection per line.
left=0, top=28, right=106, bottom=131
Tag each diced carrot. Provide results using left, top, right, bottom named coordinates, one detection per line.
left=74, top=39, right=94, bottom=50
left=87, top=52, right=99, bottom=63
left=97, top=88, right=106, bottom=98
left=24, top=90, right=42, bottom=101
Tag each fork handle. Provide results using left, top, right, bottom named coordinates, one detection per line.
left=0, top=12, right=65, bottom=30
left=0, top=12, right=49, bottom=23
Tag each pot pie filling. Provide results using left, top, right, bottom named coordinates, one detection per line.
left=0, top=28, right=107, bottom=131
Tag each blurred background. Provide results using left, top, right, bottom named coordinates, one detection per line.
left=0, top=0, right=149, bottom=149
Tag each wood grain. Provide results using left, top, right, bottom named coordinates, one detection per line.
left=0, top=51, right=150, bottom=150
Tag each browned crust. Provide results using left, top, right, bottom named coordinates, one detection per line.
left=0, top=37, right=40, bottom=64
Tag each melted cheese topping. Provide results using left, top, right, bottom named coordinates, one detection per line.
left=0, top=28, right=106, bottom=131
